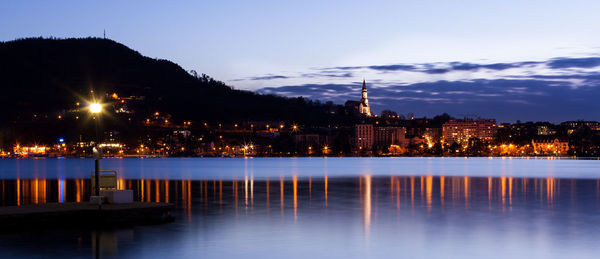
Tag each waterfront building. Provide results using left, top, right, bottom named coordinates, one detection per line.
left=423, top=127, right=442, bottom=143
left=98, top=142, right=125, bottom=156
left=355, top=124, right=374, bottom=150
left=374, top=126, right=407, bottom=149
left=537, top=125, right=556, bottom=135
left=561, top=121, right=600, bottom=134
left=532, top=137, right=569, bottom=155
left=442, top=118, right=497, bottom=145
left=294, top=134, right=321, bottom=153
left=13, top=145, right=48, bottom=156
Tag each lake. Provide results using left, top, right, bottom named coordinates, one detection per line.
left=0, top=157, right=599, bottom=258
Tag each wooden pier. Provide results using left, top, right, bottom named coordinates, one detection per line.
left=0, top=202, right=174, bottom=231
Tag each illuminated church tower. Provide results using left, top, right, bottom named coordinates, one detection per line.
left=359, top=79, right=371, bottom=116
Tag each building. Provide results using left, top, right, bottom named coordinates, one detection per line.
left=13, top=145, right=48, bottom=156
left=537, top=125, right=556, bottom=135
left=355, top=124, right=374, bottom=150
left=359, top=80, right=371, bottom=116
left=345, top=80, right=371, bottom=116
left=532, top=137, right=569, bottom=155
left=423, top=127, right=442, bottom=142
left=173, top=130, right=191, bottom=138
left=561, top=121, right=600, bottom=134
left=442, top=118, right=497, bottom=145
left=374, top=126, right=407, bottom=149
left=294, top=134, right=321, bottom=153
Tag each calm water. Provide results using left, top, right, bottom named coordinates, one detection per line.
left=1, top=157, right=600, bottom=258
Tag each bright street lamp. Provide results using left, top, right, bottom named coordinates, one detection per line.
left=90, top=103, right=102, bottom=114
left=89, top=102, right=102, bottom=200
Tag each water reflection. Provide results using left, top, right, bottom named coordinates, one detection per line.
left=0, top=176, right=591, bottom=214
left=361, top=175, right=371, bottom=235
left=2, top=175, right=600, bottom=258
left=6, top=158, right=600, bottom=257
left=293, top=175, right=298, bottom=222
left=280, top=177, right=284, bottom=216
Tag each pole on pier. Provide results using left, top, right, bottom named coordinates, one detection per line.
left=93, top=147, right=101, bottom=196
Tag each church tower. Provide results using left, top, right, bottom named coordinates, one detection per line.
left=359, top=79, right=371, bottom=116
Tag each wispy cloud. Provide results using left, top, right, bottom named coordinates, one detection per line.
left=366, top=64, right=417, bottom=71
left=300, top=72, right=353, bottom=78
left=546, top=57, right=600, bottom=69
left=249, top=74, right=290, bottom=80
left=242, top=56, right=600, bottom=122
left=256, top=77, right=600, bottom=122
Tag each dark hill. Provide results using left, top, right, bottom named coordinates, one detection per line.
left=0, top=37, right=344, bottom=124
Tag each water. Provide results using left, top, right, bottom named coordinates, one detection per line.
left=0, top=157, right=599, bottom=258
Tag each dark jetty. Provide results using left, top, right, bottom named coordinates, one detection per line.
left=0, top=202, right=174, bottom=231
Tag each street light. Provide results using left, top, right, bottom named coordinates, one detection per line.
left=89, top=102, right=102, bottom=200
left=90, top=103, right=102, bottom=114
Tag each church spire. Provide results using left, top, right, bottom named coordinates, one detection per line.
left=359, top=79, right=371, bottom=116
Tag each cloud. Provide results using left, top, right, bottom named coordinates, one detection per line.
left=236, top=56, right=600, bottom=85
left=327, top=60, right=540, bottom=74
left=366, top=64, right=417, bottom=71
left=249, top=75, right=290, bottom=80
left=256, top=78, right=600, bottom=122
left=518, top=73, right=600, bottom=80
left=300, top=72, right=353, bottom=78
left=241, top=55, right=600, bottom=122
left=423, top=68, right=450, bottom=74
left=446, top=61, right=538, bottom=71
left=547, top=57, right=600, bottom=69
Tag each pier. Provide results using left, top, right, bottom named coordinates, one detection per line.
left=0, top=202, right=174, bottom=231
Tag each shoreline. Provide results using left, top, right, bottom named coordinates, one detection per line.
left=1, top=155, right=599, bottom=159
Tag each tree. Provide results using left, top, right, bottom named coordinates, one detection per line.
left=381, top=110, right=398, bottom=119
left=432, top=113, right=452, bottom=126
left=449, top=142, right=461, bottom=155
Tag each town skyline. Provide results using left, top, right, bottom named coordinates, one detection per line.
left=3, top=2, right=600, bottom=258
left=4, top=69, right=599, bottom=158
left=2, top=37, right=599, bottom=158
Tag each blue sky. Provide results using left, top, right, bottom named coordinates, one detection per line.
left=2, top=0, right=600, bottom=122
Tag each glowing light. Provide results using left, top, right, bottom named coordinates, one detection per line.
left=362, top=175, right=372, bottom=236
left=293, top=175, right=298, bottom=222
left=89, top=103, right=102, bottom=114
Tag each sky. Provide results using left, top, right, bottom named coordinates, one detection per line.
left=2, top=0, right=600, bottom=122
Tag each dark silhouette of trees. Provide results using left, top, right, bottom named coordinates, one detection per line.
left=431, top=113, right=452, bottom=126
left=0, top=37, right=355, bottom=124
left=381, top=110, right=398, bottom=119
left=0, top=37, right=361, bottom=147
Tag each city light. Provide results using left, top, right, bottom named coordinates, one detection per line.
left=89, top=103, right=102, bottom=114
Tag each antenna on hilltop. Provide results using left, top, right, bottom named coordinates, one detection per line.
left=103, top=29, right=106, bottom=39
